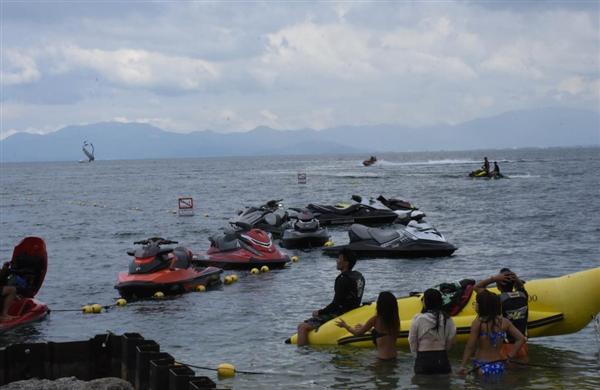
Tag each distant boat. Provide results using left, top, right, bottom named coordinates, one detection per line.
left=80, top=141, right=95, bottom=163
left=362, top=156, right=377, bottom=166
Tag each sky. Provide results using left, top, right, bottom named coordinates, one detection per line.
left=1, top=1, right=599, bottom=140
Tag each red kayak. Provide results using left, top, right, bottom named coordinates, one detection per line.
left=0, top=237, right=49, bottom=334
left=115, top=238, right=222, bottom=299
left=195, top=223, right=290, bottom=270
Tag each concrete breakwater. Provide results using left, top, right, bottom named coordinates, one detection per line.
left=0, top=332, right=216, bottom=389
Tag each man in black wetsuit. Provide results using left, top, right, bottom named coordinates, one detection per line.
left=482, top=157, right=490, bottom=175
left=474, top=268, right=529, bottom=360
left=492, top=161, right=501, bottom=178
left=296, top=248, right=365, bottom=346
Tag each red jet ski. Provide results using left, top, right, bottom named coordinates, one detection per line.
left=115, top=237, right=222, bottom=299
left=0, top=237, right=49, bottom=334
left=194, top=222, right=290, bottom=270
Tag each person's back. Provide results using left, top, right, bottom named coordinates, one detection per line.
left=474, top=316, right=506, bottom=362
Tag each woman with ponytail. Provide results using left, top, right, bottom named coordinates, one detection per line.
left=409, top=289, right=456, bottom=374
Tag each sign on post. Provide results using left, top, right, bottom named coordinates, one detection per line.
left=178, top=197, right=194, bottom=216
left=297, top=172, right=307, bottom=184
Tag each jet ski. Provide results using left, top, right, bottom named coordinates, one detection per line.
left=352, top=195, right=425, bottom=224
left=468, top=169, right=507, bottom=179
left=0, top=237, right=49, bottom=334
left=307, top=196, right=412, bottom=226
left=322, top=221, right=457, bottom=259
left=194, top=221, right=290, bottom=269
left=279, top=209, right=331, bottom=249
left=231, top=199, right=289, bottom=238
left=363, top=156, right=377, bottom=166
left=115, top=237, right=222, bottom=299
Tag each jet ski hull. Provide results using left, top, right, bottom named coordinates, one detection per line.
left=280, top=230, right=330, bottom=249
left=322, top=241, right=457, bottom=258
left=0, top=297, right=49, bottom=334
left=115, top=266, right=222, bottom=298
left=194, top=252, right=290, bottom=270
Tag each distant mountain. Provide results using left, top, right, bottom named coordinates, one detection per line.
left=1, top=107, right=598, bottom=162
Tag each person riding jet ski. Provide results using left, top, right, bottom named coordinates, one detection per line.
left=322, top=221, right=457, bottom=259
left=280, top=209, right=331, bottom=249
left=231, top=199, right=289, bottom=238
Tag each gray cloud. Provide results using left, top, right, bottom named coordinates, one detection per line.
left=1, top=1, right=598, bottom=139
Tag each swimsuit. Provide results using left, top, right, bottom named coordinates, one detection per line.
left=480, top=330, right=506, bottom=347
left=473, top=360, right=506, bottom=375
left=370, top=328, right=387, bottom=345
left=414, top=350, right=451, bottom=375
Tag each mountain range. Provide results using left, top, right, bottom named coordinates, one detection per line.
left=1, top=107, right=598, bottom=162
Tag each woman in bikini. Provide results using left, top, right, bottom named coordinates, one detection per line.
left=458, top=289, right=527, bottom=375
left=336, top=291, right=399, bottom=360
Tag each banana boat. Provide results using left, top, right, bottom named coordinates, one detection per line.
left=286, top=267, right=600, bottom=347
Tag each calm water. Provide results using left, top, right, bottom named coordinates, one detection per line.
left=1, top=147, right=599, bottom=389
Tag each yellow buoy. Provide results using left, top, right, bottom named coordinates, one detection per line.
left=291, top=256, right=299, bottom=262
left=217, top=362, right=236, bottom=378
left=115, top=298, right=127, bottom=306
left=224, top=275, right=233, bottom=285
left=91, top=304, right=103, bottom=313
left=324, top=241, right=334, bottom=247
left=81, top=305, right=93, bottom=314
left=260, top=265, right=269, bottom=273
left=153, top=291, right=165, bottom=299
left=230, top=274, right=238, bottom=282
left=250, top=268, right=259, bottom=274
left=195, top=285, right=206, bottom=292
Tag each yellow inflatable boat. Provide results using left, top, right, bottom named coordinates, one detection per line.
left=286, top=267, right=600, bottom=347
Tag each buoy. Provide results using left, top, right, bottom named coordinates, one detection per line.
left=217, top=362, right=236, bottom=378
left=324, top=241, right=334, bottom=247
left=230, top=274, right=238, bottom=282
left=260, top=265, right=269, bottom=273
left=195, top=285, right=206, bottom=292
left=91, top=304, right=103, bottom=313
left=81, top=305, right=93, bottom=314
left=115, top=298, right=127, bottom=306
left=291, top=256, right=299, bottom=262
left=153, top=291, right=165, bottom=299
left=224, top=275, right=233, bottom=285
left=250, top=268, right=259, bottom=274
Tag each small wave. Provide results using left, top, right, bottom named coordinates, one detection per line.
left=509, top=174, right=541, bottom=178
left=375, top=159, right=480, bottom=166
left=321, top=171, right=384, bottom=178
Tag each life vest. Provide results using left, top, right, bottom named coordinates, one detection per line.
left=500, top=290, right=528, bottom=342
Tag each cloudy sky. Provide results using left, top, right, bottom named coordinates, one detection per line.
left=1, top=1, right=598, bottom=139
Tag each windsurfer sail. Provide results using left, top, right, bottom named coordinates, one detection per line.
left=82, top=141, right=95, bottom=162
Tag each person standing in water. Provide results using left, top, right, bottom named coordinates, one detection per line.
left=482, top=157, right=490, bottom=175
left=336, top=291, right=400, bottom=360
left=296, top=248, right=365, bottom=346
left=458, top=290, right=526, bottom=376
left=409, top=289, right=456, bottom=374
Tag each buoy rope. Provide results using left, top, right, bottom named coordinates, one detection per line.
left=177, top=361, right=265, bottom=375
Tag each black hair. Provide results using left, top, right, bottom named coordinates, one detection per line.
left=497, top=268, right=514, bottom=292
left=340, top=248, right=357, bottom=270
left=377, top=291, right=400, bottom=336
left=421, top=288, right=447, bottom=331
left=476, top=290, right=502, bottom=331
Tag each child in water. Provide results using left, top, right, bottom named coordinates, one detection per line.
left=459, top=290, right=526, bottom=375
left=336, top=291, right=399, bottom=360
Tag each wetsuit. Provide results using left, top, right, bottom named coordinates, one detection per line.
left=306, top=270, right=365, bottom=327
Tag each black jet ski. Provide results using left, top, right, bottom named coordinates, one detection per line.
left=322, top=221, right=457, bottom=259
left=306, top=198, right=398, bottom=226
left=230, top=199, right=289, bottom=238
left=352, top=195, right=425, bottom=224
left=279, top=209, right=331, bottom=249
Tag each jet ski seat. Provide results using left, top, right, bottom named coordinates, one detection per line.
left=294, top=219, right=319, bottom=232
left=172, top=247, right=192, bottom=268
left=349, top=224, right=400, bottom=244
left=309, top=203, right=362, bottom=215
left=210, top=235, right=241, bottom=252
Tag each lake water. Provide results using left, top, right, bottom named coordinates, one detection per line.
left=1, top=147, right=599, bottom=389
